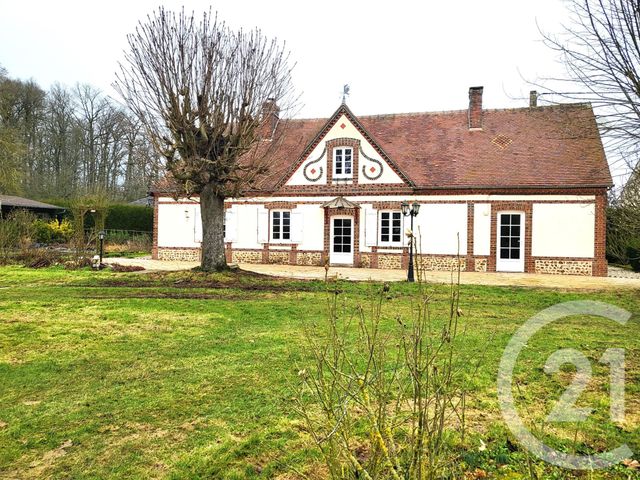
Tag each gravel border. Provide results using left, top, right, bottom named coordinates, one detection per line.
left=608, top=265, right=640, bottom=279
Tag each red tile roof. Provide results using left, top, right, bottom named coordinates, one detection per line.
left=358, top=104, right=612, bottom=189
left=153, top=102, right=612, bottom=194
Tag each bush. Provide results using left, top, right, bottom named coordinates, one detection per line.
left=102, top=204, right=153, bottom=232
left=627, top=239, right=640, bottom=272
left=0, top=209, right=37, bottom=259
left=33, top=218, right=74, bottom=244
left=43, top=199, right=153, bottom=233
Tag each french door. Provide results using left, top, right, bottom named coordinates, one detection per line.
left=496, top=212, right=525, bottom=272
left=330, top=216, right=354, bottom=265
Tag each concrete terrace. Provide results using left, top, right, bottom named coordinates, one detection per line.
left=103, top=257, right=640, bottom=290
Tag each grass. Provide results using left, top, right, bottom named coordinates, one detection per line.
left=0, top=266, right=638, bottom=479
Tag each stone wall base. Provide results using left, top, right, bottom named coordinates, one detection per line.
left=156, top=247, right=596, bottom=276
left=297, top=252, right=323, bottom=266
left=157, top=248, right=201, bottom=262
left=232, top=250, right=262, bottom=264
left=474, top=258, right=488, bottom=272
left=377, top=253, right=402, bottom=269
left=268, top=251, right=290, bottom=265
left=534, top=259, right=592, bottom=276
left=418, top=256, right=467, bottom=272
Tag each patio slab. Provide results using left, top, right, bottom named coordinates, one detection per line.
left=103, top=257, right=640, bottom=290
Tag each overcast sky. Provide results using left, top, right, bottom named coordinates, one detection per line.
left=2, top=1, right=625, bottom=183
left=0, top=0, right=574, bottom=118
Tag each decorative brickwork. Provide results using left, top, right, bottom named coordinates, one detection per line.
left=326, top=138, right=361, bottom=185
left=466, top=201, right=475, bottom=271
left=157, top=247, right=201, bottom=261
left=474, top=258, right=488, bottom=272
left=593, top=193, right=608, bottom=276
left=297, top=252, right=323, bottom=266
left=323, top=206, right=360, bottom=266
left=264, top=201, right=297, bottom=210
left=488, top=202, right=533, bottom=273
left=152, top=194, right=159, bottom=259
left=535, top=259, right=592, bottom=276
left=372, top=201, right=403, bottom=209
left=232, top=250, right=263, bottom=264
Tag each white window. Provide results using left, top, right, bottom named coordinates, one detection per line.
left=379, top=211, right=402, bottom=245
left=333, top=147, right=353, bottom=179
left=271, top=210, right=291, bottom=241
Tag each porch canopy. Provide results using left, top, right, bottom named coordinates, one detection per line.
left=320, top=196, right=359, bottom=209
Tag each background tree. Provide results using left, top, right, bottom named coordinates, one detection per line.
left=114, top=7, right=296, bottom=271
left=542, top=0, right=640, bottom=171
left=541, top=0, right=640, bottom=268
left=0, top=69, right=162, bottom=201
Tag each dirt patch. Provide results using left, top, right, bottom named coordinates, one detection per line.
left=83, top=291, right=258, bottom=301
left=77, top=269, right=321, bottom=294
left=26, top=439, right=73, bottom=478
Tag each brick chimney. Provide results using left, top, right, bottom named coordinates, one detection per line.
left=260, top=98, right=279, bottom=139
left=529, top=90, right=538, bottom=108
left=468, top=86, right=484, bottom=130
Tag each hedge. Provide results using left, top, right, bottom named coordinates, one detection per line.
left=40, top=198, right=154, bottom=233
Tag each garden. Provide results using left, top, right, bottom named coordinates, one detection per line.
left=0, top=198, right=153, bottom=269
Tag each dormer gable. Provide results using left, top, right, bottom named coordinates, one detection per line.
left=282, top=105, right=411, bottom=188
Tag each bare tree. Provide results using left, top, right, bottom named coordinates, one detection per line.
left=114, top=7, right=296, bottom=271
left=542, top=0, right=640, bottom=165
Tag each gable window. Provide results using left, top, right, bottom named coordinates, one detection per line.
left=333, top=147, right=353, bottom=179
left=271, top=210, right=291, bottom=241
left=379, top=211, right=402, bottom=245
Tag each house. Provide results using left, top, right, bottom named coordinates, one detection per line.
left=152, top=87, right=612, bottom=276
left=0, top=195, right=64, bottom=219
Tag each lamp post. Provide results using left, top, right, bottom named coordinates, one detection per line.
left=98, top=230, right=106, bottom=267
left=401, top=201, right=420, bottom=282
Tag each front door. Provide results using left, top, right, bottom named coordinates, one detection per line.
left=496, top=212, right=525, bottom=272
left=330, top=216, right=354, bottom=265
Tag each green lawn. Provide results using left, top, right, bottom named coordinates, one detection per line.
left=0, top=266, right=638, bottom=479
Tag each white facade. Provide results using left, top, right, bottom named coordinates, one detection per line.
left=156, top=194, right=600, bottom=275
left=531, top=203, right=595, bottom=258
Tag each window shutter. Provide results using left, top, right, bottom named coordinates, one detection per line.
left=224, top=210, right=237, bottom=243
left=194, top=207, right=202, bottom=243
left=290, top=210, right=303, bottom=243
left=365, top=209, right=378, bottom=247
left=257, top=210, right=269, bottom=243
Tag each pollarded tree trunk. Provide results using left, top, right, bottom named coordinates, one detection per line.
left=200, top=182, right=227, bottom=271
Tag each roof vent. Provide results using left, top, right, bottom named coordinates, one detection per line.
left=491, top=134, right=512, bottom=149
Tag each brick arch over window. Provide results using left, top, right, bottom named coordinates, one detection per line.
left=326, top=138, right=360, bottom=185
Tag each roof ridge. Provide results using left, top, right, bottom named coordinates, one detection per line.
left=288, top=102, right=592, bottom=121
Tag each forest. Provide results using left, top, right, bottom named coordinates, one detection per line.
left=0, top=65, right=162, bottom=202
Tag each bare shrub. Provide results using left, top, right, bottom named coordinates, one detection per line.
left=0, top=209, right=38, bottom=262
left=296, top=259, right=482, bottom=479
left=14, top=248, right=60, bottom=268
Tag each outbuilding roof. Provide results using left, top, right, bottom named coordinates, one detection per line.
left=0, top=195, right=63, bottom=210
